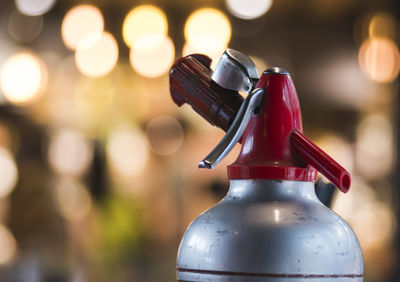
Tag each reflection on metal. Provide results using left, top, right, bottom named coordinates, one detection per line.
left=212, top=49, right=259, bottom=93
left=263, top=67, right=289, bottom=75
left=177, top=180, right=364, bottom=281
left=273, top=209, right=280, bottom=222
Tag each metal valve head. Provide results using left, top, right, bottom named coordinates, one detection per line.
left=211, top=49, right=259, bottom=93
left=169, top=49, right=351, bottom=193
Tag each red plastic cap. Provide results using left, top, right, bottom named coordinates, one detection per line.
left=228, top=70, right=351, bottom=192
left=228, top=71, right=318, bottom=182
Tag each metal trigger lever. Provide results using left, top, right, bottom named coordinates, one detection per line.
left=198, top=48, right=262, bottom=169
left=198, top=88, right=264, bottom=169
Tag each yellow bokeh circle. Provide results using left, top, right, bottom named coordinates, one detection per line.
left=130, top=36, right=175, bottom=78
left=184, top=8, right=231, bottom=53
left=123, top=5, right=168, bottom=50
left=1, top=52, right=47, bottom=104
left=75, top=32, right=119, bottom=77
left=61, top=5, right=104, bottom=50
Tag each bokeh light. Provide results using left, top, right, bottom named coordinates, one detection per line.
left=145, top=116, right=184, bottom=156
left=48, top=128, right=93, bottom=177
left=61, top=5, right=104, bottom=50
left=184, top=8, right=231, bottom=54
left=107, top=125, right=149, bottom=179
left=358, top=37, right=400, bottom=83
left=122, top=5, right=168, bottom=50
left=225, top=0, right=273, bottom=20
left=54, top=178, right=92, bottom=222
left=352, top=201, right=394, bottom=250
left=8, top=10, right=43, bottom=43
left=0, top=52, right=47, bottom=105
left=75, top=32, right=118, bottom=77
left=333, top=178, right=394, bottom=251
left=333, top=178, right=374, bottom=224
left=0, top=148, right=18, bottom=199
left=130, top=36, right=174, bottom=78
left=355, top=114, right=393, bottom=179
left=0, top=225, right=17, bottom=265
left=369, top=13, right=397, bottom=40
left=15, top=0, right=56, bottom=16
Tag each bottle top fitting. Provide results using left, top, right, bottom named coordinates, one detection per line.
left=169, top=49, right=351, bottom=193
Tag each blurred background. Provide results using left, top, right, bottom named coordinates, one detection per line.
left=0, top=0, right=399, bottom=281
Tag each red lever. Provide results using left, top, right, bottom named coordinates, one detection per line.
left=169, top=54, right=243, bottom=132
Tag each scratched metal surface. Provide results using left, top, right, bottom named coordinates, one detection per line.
left=177, top=180, right=363, bottom=281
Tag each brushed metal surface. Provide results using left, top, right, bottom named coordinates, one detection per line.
left=177, top=180, right=363, bottom=281
left=211, top=49, right=259, bottom=93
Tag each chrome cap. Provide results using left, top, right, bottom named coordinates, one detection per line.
left=263, top=67, right=289, bottom=75
left=211, top=49, right=259, bottom=93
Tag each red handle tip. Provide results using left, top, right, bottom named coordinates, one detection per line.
left=339, top=172, right=351, bottom=193
left=291, top=130, right=351, bottom=193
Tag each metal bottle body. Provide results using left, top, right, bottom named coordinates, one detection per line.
left=177, top=180, right=364, bottom=281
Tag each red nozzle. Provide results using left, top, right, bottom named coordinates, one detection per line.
left=291, top=130, right=351, bottom=193
left=228, top=70, right=318, bottom=183
left=228, top=69, right=351, bottom=192
left=169, top=54, right=243, bottom=131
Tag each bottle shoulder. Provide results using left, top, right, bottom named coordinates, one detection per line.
left=190, top=196, right=350, bottom=232
left=178, top=196, right=363, bottom=275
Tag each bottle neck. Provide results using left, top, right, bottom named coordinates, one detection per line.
left=225, top=179, right=319, bottom=203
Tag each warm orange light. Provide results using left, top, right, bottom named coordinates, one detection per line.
left=332, top=179, right=394, bottom=251
left=358, top=37, right=400, bottom=83
left=184, top=8, right=231, bottom=54
left=75, top=32, right=118, bottom=77
left=130, top=36, right=174, bottom=77
left=0, top=148, right=18, bottom=199
left=352, top=201, right=394, bottom=250
left=48, top=128, right=93, bottom=177
left=61, top=5, right=104, bottom=50
left=107, top=125, right=149, bottom=179
left=122, top=5, right=168, bottom=50
left=0, top=225, right=17, bottom=264
left=0, top=52, right=46, bottom=104
left=368, top=13, right=396, bottom=40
